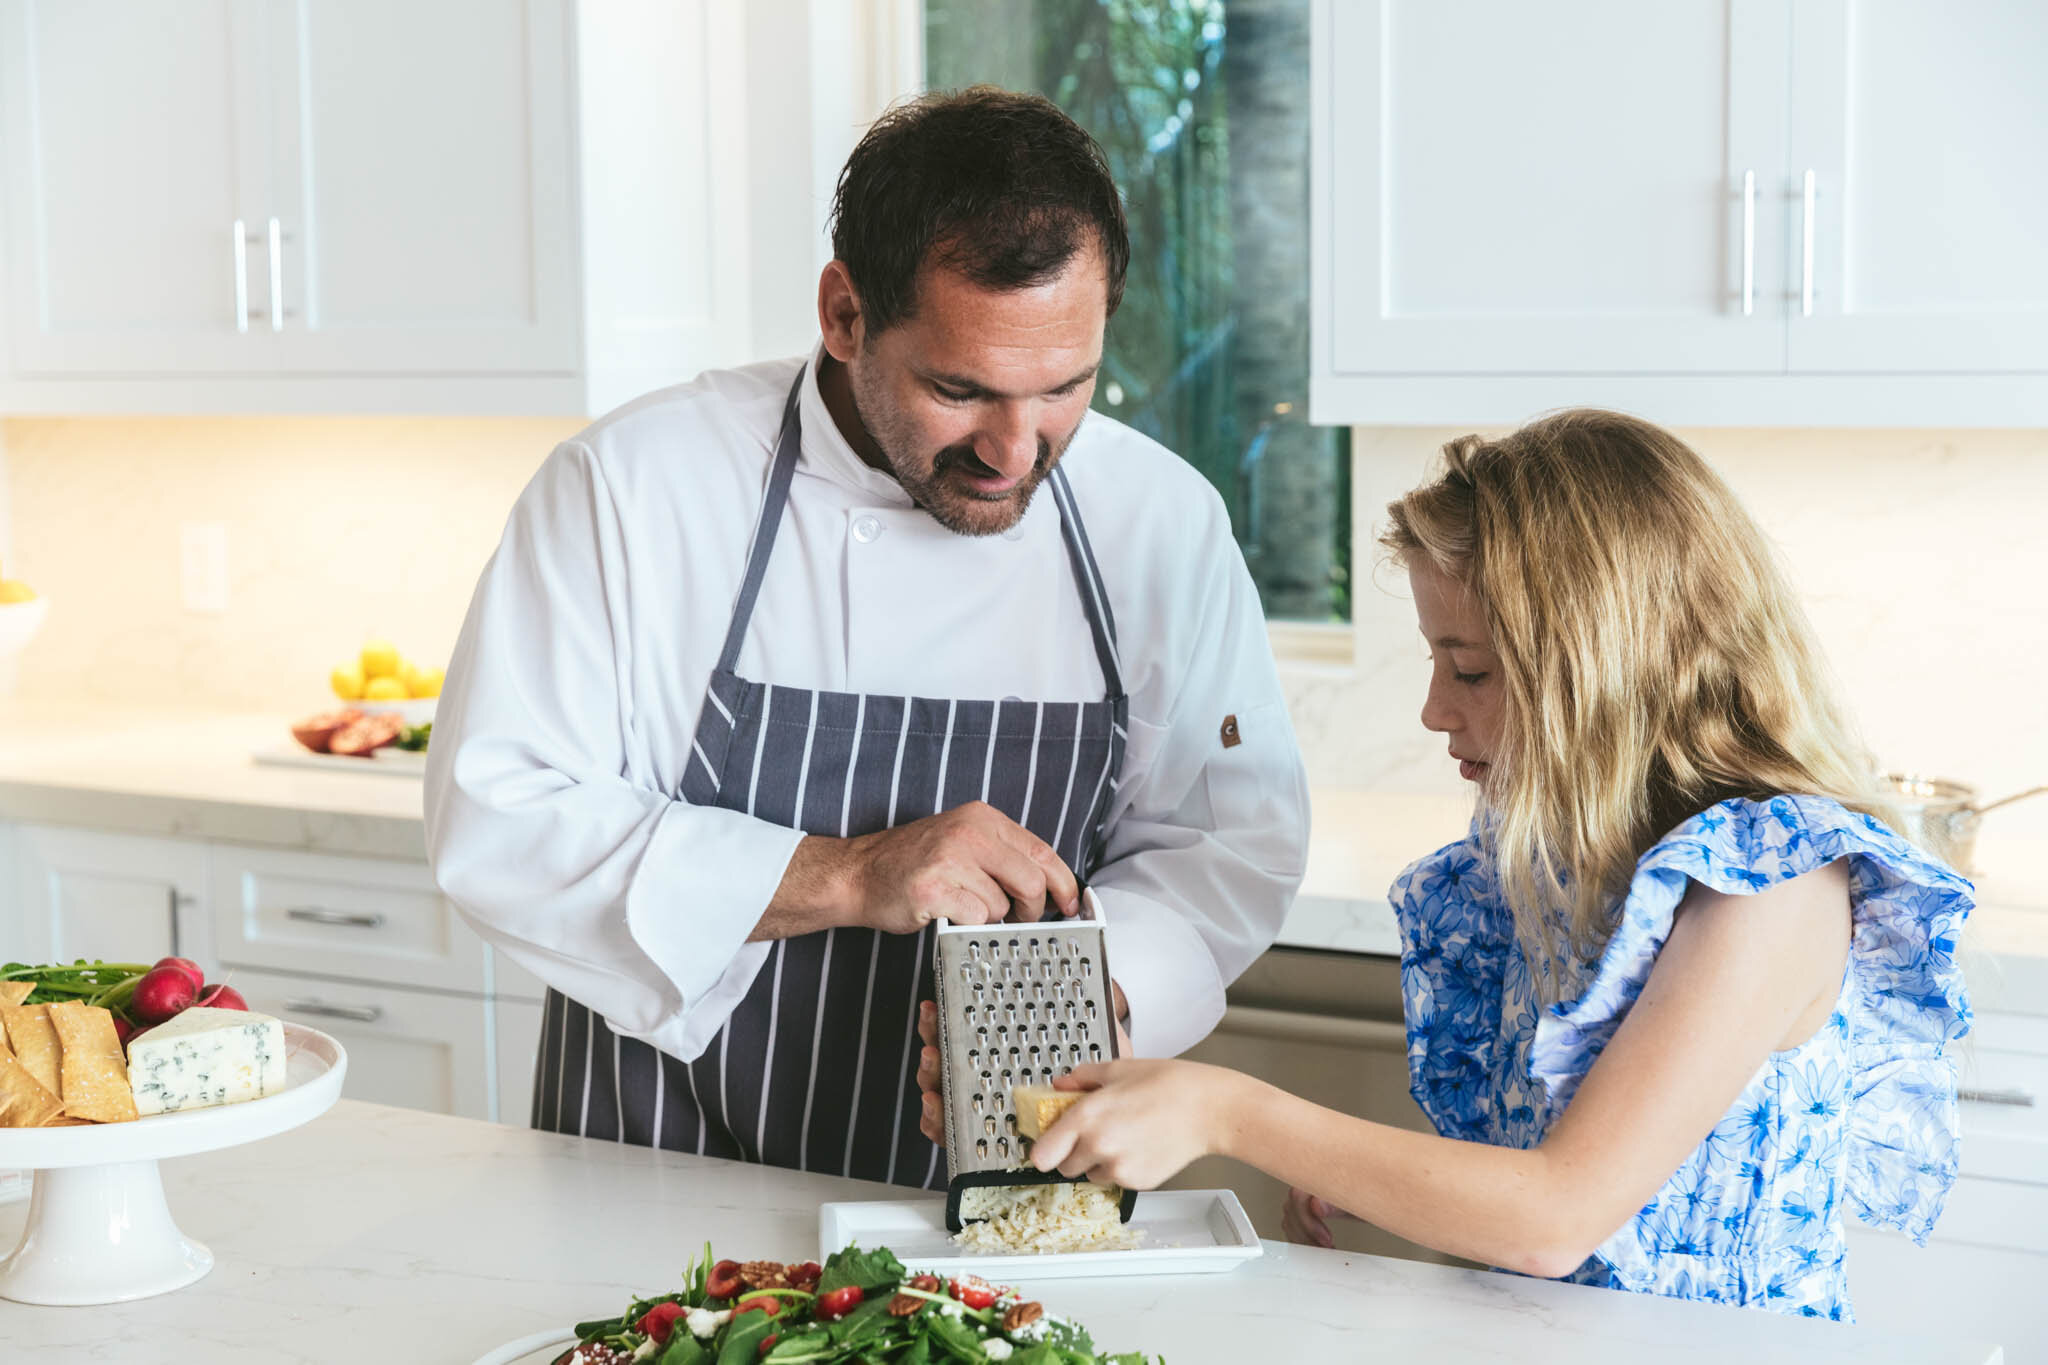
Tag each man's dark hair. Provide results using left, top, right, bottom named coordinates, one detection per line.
left=828, top=86, right=1130, bottom=336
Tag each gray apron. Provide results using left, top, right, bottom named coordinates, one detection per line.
left=533, top=370, right=1128, bottom=1189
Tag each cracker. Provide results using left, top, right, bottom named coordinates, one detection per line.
left=0, top=981, right=32, bottom=1007
left=48, top=1000, right=138, bottom=1124
left=0, top=1047, right=62, bottom=1128
left=0, top=1003, right=62, bottom=1097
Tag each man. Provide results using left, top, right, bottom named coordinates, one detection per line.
left=424, top=88, right=1309, bottom=1189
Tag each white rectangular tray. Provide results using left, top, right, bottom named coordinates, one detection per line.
left=251, top=746, right=425, bottom=777
left=817, top=1188, right=1262, bottom=1280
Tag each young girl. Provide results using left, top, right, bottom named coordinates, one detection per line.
left=1022, top=409, right=1973, bottom=1321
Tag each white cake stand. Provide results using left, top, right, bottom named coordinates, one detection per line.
left=0, top=1022, right=346, bottom=1305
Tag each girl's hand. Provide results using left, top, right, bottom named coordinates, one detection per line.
left=1281, top=1185, right=1360, bottom=1249
left=919, top=993, right=1134, bottom=1147
left=1026, top=1059, right=1239, bottom=1190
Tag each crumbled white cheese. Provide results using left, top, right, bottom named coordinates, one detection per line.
left=952, top=1181, right=1145, bottom=1255
left=686, top=1307, right=730, bottom=1339
left=938, top=1299, right=966, bottom=1318
left=631, top=1339, right=658, bottom=1361
left=984, top=1341, right=1014, bottom=1361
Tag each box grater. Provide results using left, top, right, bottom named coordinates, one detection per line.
left=932, top=888, right=1138, bottom=1231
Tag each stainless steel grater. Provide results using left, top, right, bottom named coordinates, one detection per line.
left=932, top=888, right=1138, bottom=1231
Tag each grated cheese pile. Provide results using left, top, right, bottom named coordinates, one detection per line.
left=951, top=1180, right=1147, bottom=1255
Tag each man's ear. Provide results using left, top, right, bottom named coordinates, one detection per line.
left=817, top=261, right=865, bottom=361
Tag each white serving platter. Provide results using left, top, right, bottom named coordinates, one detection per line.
left=251, top=745, right=425, bottom=776
left=0, top=1023, right=346, bottom=1305
left=470, top=1328, right=579, bottom=1365
left=818, top=1188, right=1262, bottom=1280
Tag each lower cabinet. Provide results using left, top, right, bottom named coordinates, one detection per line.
left=0, top=820, right=543, bottom=1128
left=1849, top=1222, right=2048, bottom=1359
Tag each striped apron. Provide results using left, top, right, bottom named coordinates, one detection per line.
left=534, top=370, right=1128, bottom=1190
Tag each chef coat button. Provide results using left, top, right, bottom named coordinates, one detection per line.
left=853, top=515, right=884, bottom=543
left=1002, top=522, right=1026, bottom=542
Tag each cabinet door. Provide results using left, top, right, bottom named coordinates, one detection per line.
left=258, top=0, right=579, bottom=374
left=10, top=825, right=210, bottom=968
left=1849, top=1227, right=2048, bottom=1361
left=493, top=995, right=544, bottom=1127
left=1318, top=0, right=1789, bottom=379
left=1788, top=1, right=2048, bottom=372
left=231, top=966, right=492, bottom=1120
left=0, top=0, right=280, bottom=374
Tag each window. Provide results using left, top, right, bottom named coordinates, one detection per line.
left=925, top=0, right=1350, bottom=622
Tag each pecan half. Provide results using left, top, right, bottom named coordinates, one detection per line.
left=887, top=1292, right=925, bottom=1317
left=739, top=1260, right=789, bottom=1290
left=1001, top=1301, right=1044, bottom=1333
left=908, top=1274, right=941, bottom=1292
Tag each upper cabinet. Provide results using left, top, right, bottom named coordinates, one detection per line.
left=0, top=0, right=755, bottom=416
left=1311, top=0, right=2048, bottom=427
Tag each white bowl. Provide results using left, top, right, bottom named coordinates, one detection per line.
left=0, top=597, right=49, bottom=657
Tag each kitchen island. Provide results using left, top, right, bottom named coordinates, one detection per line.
left=0, top=1100, right=2003, bottom=1363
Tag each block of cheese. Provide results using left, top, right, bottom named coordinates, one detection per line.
left=1011, top=1083, right=1083, bottom=1139
left=127, top=1007, right=288, bottom=1117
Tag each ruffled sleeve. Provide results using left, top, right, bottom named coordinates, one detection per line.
left=1527, top=794, right=1974, bottom=1243
left=1391, top=828, right=1542, bottom=1147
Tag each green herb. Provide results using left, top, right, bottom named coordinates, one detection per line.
left=816, top=1243, right=906, bottom=1296
left=566, top=1244, right=1158, bottom=1365
left=1, top=960, right=152, bottom=1018
left=394, top=722, right=432, bottom=751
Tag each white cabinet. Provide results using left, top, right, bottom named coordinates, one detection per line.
left=0, top=0, right=753, bottom=416
left=1787, top=0, right=2048, bottom=373
left=0, top=820, right=539, bottom=1126
left=231, top=965, right=494, bottom=1120
left=1324, top=0, right=1789, bottom=377
left=0, top=0, right=266, bottom=375
left=1311, top=0, right=2048, bottom=426
left=9, top=825, right=209, bottom=968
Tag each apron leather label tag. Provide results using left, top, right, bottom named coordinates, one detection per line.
left=1220, top=714, right=1241, bottom=748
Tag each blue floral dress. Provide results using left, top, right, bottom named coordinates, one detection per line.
left=1391, top=794, right=1973, bottom=1321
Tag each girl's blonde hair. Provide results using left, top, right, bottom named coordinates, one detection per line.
left=1383, top=409, right=1886, bottom=987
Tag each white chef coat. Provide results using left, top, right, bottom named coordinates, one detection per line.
left=423, top=346, right=1310, bottom=1063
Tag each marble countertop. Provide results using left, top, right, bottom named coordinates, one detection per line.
left=3, top=699, right=2044, bottom=993
left=0, top=1099, right=2002, bottom=1363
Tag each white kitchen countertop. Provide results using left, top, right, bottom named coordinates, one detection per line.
left=0, top=1098, right=2003, bottom=1363
left=3, top=699, right=2044, bottom=1005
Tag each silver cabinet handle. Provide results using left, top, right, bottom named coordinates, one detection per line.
left=232, top=218, right=250, bottom=333
left=1959, top=1086, right=2037, bottom=1108
left=284, top=906, right=385, bottom=929
left=1740, top=169, right=1756, bottom=317
left=266, top=216, right=284, bottom=333
left=1799, top=168, right=1816, bottom=317
left=284, top=998, right=382, bottom=1023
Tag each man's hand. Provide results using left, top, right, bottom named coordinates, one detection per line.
left=758, top=801, right=1080, bottom=942
left=917, top=994, right=1132, bottom=1147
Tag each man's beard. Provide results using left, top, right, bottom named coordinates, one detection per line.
left=847, top=367, right=1077, bottom=538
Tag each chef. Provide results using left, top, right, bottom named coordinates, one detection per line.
left=423, top=87, right=1309, bottom=1190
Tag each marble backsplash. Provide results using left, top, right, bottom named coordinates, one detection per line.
left=2, top=415, right=2044, bottom=843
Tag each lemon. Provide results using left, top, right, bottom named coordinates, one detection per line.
left=331, top=661, right=366, bottom=700
left=0, top=556, right=33, bottom=603
left=410, top=666, right=445, bottom=699
left=364, top=675, right=408, bottom=701
left=360, top=638, right=401, bottom=679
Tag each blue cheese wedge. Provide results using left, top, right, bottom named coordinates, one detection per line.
left=127, top=1007, right=288, bottom=1116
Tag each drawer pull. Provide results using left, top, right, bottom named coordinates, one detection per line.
left=285, top=906, right=386, bottom=930
left=1958, top=1086, right=2037, bottom=1109
left=283, top=998, right=383, bottom=1024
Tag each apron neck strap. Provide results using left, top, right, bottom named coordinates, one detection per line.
left=718, top=365, right=1126, bottom=699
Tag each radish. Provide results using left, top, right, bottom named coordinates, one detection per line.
left=112, top=1015, right=137, bottom=1049
left=131, top=964, right=199, bottom=1024
left=196, top=984, right=248, bottom=1011
left=152, top=956, right=204, bottom=992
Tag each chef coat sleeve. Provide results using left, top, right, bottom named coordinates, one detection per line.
left=1089, top=496, right=1311, bottom=1060
left=424, top=440, right=804, bottom=1061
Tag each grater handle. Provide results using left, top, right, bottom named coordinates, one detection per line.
left=932, top=885, right=1105, bottom=935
